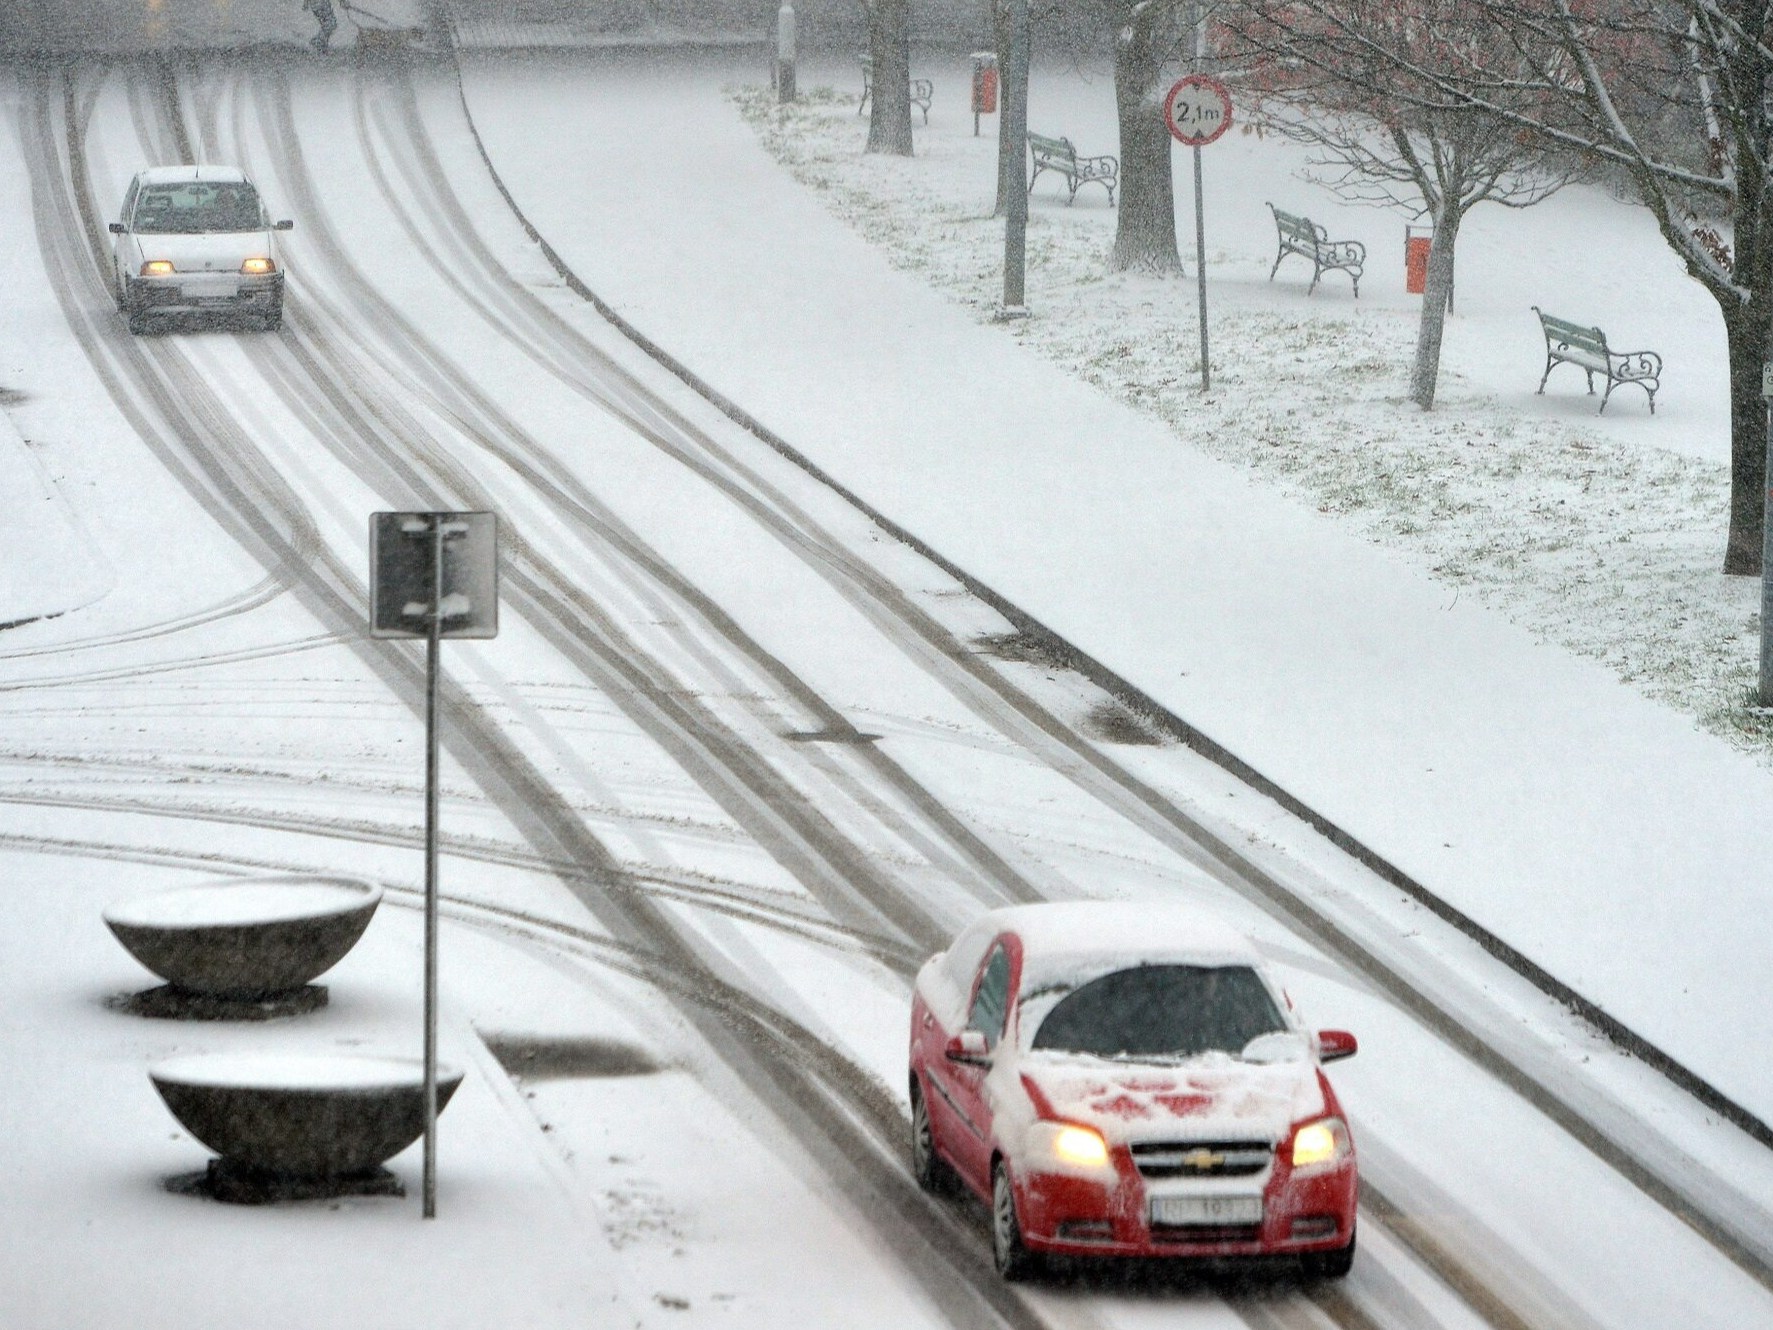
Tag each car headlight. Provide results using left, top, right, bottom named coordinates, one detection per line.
left=240, top=257, right=276, bottom=275
left=1027, top=1121, right=1111, bottom=1170
left=1289, top=1116, right=1351, bottom=1169
left=140, top=260, right=175, bottom=277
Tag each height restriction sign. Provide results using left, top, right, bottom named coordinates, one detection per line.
left=1164, top=74, right=1233, bottom=147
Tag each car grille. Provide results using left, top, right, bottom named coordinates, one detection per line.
left=1130, top=1139, right=1271, bottom=1179
left=1149, top=1222, right=1263, bottom=1244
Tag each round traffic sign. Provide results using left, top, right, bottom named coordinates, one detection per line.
left=1164, top=75, right=1233, bottom=147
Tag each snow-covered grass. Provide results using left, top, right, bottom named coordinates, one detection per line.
left=731, top=84, right=1773, bottom=758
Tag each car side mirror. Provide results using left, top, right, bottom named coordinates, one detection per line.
left=274, top=219, right=295, bottom=231
left=945, top=1030, right=991, bottom=1066
left=1315, top=1029, right=1358, bottom=1063
left=108, top=222, right=126, bottom=234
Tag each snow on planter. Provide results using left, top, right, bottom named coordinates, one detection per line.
left=150, top=1052, right=464, bottom=1177
left=103, top=875, right=382, bottom=999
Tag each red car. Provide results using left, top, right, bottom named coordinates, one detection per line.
left=908, top=902, right=1358, bottom=1279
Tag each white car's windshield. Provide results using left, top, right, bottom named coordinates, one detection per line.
left=1029, top=964, right=1286, bottom=1061
left=133, top=182, right=262, bottom=234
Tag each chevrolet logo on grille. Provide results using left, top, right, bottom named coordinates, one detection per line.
left=1179, top=1148, right=1226, bottom=1171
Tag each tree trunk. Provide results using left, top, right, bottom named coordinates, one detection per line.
left=1109, top=11, right=1181, bottom=274
left=993, top=0, right=1016, bottom=216
left=1409, top=205, right=1461, bottom=410
left=1722, top=301, right=1773, bottom=574
left=865, top=0, right=914, bottom=156
left=1001, top=0, right=1030, bottom=307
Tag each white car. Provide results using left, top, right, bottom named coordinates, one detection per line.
left=108, top=165, right=292, bottom=334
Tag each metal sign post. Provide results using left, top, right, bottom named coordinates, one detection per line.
left=1164, top=75, right=1233, bottom=392
left=370, top=511, right=499, bottom=1219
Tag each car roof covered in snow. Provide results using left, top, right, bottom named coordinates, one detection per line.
left=940, top=901, right=1264, bottom=996
left=134, top=163, right=251, bottom=186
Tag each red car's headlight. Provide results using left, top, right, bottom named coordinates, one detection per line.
left=1026, top=1121, right=1112, bottom=1171
left=1289, top=1116, right=1351, bottom=1169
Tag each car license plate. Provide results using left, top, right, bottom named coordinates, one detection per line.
left=1150, top=1194, right=1263, bottom=1226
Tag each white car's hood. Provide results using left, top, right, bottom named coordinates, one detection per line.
left=124, top=230, right=273, bottom=272
left=1017, top=1052, right=1325, bottom=1145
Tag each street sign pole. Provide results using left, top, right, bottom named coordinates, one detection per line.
left=1164, top=74, right=1233, bottom=393
left=1193, top=142, right=1209, bottom=392
left=421, top=516, right=443, bottom=1220
left=369, top=510, right=499, bottom=1220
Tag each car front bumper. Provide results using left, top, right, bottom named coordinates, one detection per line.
left=1014, top=1155, right=1357, bottom=1260
left=126, top=271, right=283, bottom=314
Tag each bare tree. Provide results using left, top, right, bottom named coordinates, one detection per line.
left=1235, top=0, right=1773, bottom=574
left=859, top=0, right=915, bottom=155
left=1107, top=0, right=1188, bottom=272
left=1225, top=1, right=1574, bottom=407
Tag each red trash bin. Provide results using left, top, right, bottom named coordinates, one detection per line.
left=1405, top=233, right=1431, bottom=294
left=973, top=63, right=998, bottom=114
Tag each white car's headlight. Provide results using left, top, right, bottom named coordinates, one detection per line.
left=140, top=260, right=175, bottom=277
left=1027, top=1121, right=1112, bottom=1172
left=1289, top=1116, right=1351, bottom=1169
left=240, top=257, right=276, bottom=275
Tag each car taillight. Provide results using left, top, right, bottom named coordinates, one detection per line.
left=140, top=260, right=175, bottom=277
left=240, top=257, right=276, bottom=275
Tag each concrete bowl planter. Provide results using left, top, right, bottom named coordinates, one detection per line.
left=104, top=875, right=382, bottom=1000
left=150, top=1052, right=464, bottom=1181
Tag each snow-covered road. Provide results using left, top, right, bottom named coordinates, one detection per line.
left=0, top=32, right=1770, bottom=1330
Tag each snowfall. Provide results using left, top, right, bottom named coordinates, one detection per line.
left=2, top=5, right=1773, bottom=1329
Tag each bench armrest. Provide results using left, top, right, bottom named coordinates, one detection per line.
left=1075, top=153, right=1118, bottom=180
left=1606, top=347, right=1662, bottom=379
left=1323, top=238, right=1365, bottom=266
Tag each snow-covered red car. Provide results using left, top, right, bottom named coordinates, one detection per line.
left=908, top=901, right=1359, bottom=1280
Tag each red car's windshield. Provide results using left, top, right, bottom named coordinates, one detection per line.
left=1030, top=964, right=1285, bottom=1060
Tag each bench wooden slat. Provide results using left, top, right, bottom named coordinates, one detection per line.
left=1532, top=306, right=1661, bottom=414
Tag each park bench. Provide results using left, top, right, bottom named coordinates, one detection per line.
left=858, top=55, right=933, bottom=123
left=1266, top=203, right=1365, bottom=296
left=1027, top=133, right=1119, bottom=206
left=1532, top=307, right=1662, bottom=414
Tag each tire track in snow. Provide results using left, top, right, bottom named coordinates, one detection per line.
left=387, top=38, right=1773, bottom=1311
left=24, top=57, right=1100, bottom=1330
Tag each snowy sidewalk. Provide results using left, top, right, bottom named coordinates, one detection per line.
left=0, top=851, right=640, bottom=1330
left=457, top=48, right=1773, bottom=1128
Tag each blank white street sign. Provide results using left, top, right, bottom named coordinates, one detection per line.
left=369, top=511, right=498, bottom=639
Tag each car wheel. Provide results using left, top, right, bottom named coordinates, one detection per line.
left=991, top=1161, right=1040, bottom=1281
left=1300, top=1228, right=1356, bottom=1280
left=909, top=1082, right=955, bottom=1195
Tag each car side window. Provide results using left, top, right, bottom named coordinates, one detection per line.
left=966, top=943, right=1012, bottom=1050
left=120, top=179, right=138, bottom=225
